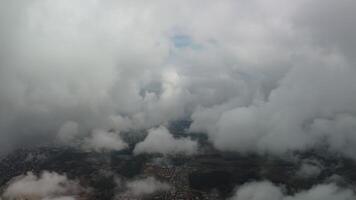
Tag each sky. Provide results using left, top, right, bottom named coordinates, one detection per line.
left=0, top=0, right=356, bottom=158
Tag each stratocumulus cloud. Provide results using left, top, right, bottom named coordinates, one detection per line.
left=0, top=0, right=355, bottom=158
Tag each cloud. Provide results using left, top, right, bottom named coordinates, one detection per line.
left=230, top=181, right=356, bottom=200
left=285, top=184, right=355, bottom=200
left=2, top=171, right=81, bottom=200
left=295, top=0, right=356, bottom=61
left=56, top=121, right=79, bottom=143
left=195, top=60, right=356, bottom=156
left=125, top=177, right=170, bottom=196
left=230, top=181, right=284, bottom=200
left=296, top=161, right=322, bottom=178
left=82, top=130, right=128, bottom=152
left=0, top=0, right=356, bottom=159
left=134, top=126, right=197, bottom=155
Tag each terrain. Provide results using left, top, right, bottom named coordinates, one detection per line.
left=1, top=142, right=356, bottom=200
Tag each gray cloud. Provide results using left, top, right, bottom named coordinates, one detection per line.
left=0, top=0, right=355, bottom=158
left=125, top=177, right=170, bottom=196
left=230, top=181, right=284, bottom=200
left=82, top=130, right=128, bottom=152
left=296, top=161, right=322, bottom=178
left=56, top=121, right=79, bottom=143
left=200, top=61, right=356, bottom=155
left=134, top=126, right=197, bottom=155
left=295, top=0, right=356, bottom=61
left=230, top=181, right=356, bottom=200
left=1, top=171, right=81, bottom=200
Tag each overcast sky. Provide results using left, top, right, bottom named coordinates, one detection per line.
left=0, top=0, right=356, bottom=157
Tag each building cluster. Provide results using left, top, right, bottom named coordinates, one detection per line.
left=140, top=163, right=222, bottom=200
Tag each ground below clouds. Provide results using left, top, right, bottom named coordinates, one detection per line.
left=0, top=145, right=356, bottom=200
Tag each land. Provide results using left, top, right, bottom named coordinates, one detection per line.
left=1, top=143, right=356, bottom=200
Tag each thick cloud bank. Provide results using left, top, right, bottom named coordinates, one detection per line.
left=0, top=0, right=356, bottom=157
left=134, top=126, right=197, bottom=155
left=230, top=181, right=356, bottom=200
left=1, top=171, right=81, bottom=200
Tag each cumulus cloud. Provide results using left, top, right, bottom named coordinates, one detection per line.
left=82, top=130, right=128, bottom=152
left=195, top=59, right=356, bottom=156
left=134, top=126, right=197, bottom=155
left=185, top=0, right=356, bottom=158
left=230, top=181, right=356, bottom=200
left=125, top=177, right=170, bottom=196
left=296, top=161, right=322, bottom=178
left=0, top=0, right=356, bottom=159
left=285, top=184, right=356, bottom=200
left=230, top=181, right=284, bottom=200
left=1, top=171, right=81, bottom=200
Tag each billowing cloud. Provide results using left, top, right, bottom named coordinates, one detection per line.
left=230, top=181, right=284, bottom=200
left=230, top=181, right=356, bottom=200
left=134, top=126, right=197, bottom=155
left=1, top=171, right=81, bottom=200
left=82, top=130, right=128, bottom=152
left=0, top=0, right=355, bottom=158
left=192, top=57, right=356, bottom=156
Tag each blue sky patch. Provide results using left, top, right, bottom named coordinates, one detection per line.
left=171, top=34, right=202, bottom=50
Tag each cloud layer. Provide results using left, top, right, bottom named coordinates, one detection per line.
left=0, top=0, right=355, bottom=158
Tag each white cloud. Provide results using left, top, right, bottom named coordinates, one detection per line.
left=82, top=130, right=128, bottom=152
left=134, top=126, right=197, bottom=155
left=2, top=171, right=81, bottom=200
left=230, top=181, right=356, bottom=200
left=125, top=177, right=170, bottom=196
left=230, top=181, right=284, bottom=200
left=0, top=0, right=356, bottom=159
left=285, top=184, right=355, bottom=200
left=197, top=60, right=356, bottom=156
